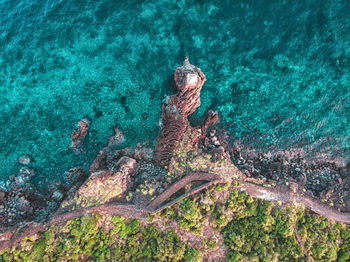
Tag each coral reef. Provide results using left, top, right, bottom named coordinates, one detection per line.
left=0, top=57, right=231, bottom=248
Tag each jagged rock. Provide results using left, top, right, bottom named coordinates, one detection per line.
left=69, top=119, right=90, bottom=153
left=18, top=155, right=31, bottom=165
left=201, top=110, right=219, bottom=135
left=172, top=56, right=206, bottom=116
left=62, top=167, right=88, bottom=193
left=62, top=156, right=138, bottom=209
left=0, top=190, right=5, bottom=204
left=134, top=143, right=153, bottom=161
left=17, top=198, right=32, bottom=214
left=108, top=127, right=125, bottom=147
left=51, top=190, right=64, bottom=202
left=90, top=150, right=107, bottom=173
left=155, top=57, right=206, bottom=165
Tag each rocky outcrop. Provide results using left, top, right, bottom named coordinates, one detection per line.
left=61, top=167, right=89, bottom=195
left=69, top=119, right=90, bottom=153
left=60, top=156, right=138, bottom=211
left=0, top=167, right=41, bottom=230
left=154, top=57, right=207, bottom=166
left=0, top=165, right=88, bottom=233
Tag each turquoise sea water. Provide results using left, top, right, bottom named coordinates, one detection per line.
left=1, top=0, right=350, bottom=183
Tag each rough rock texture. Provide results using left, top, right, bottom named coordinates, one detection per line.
left=172, top=57, right=206, bottom=116
left=0, top=189, right=5, bottom=204
left=201, top=110, right=220, bottom=135
left=61, top=167, right=88, bottom=197
left=107, top=126, right=126, bottom=148
left=154, top=57, right=207, bottom=165
left=0, top=165, right=88, bottom=233
left=61, top=156, right=138, bottom=209
left=229, top=143, right=350, bottom=212
left=69, top=119, right=90, bottom=153
left=0, top=167, right=40, bottom=230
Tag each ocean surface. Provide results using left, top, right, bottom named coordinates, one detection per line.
left=1, top=0, right=350, bottom=185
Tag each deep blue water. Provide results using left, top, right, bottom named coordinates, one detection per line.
left=1, top=0, right=350, bottom=184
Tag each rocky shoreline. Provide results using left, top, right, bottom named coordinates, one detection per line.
left=229, top=144, right=350, bottom=212
left=1, top=57, right=350, bottom=251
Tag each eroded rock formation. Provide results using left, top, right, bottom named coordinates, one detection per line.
left=60, top=156, right=138, bottom=210
left=154, top=57, right=207, bottom=166
left=69, top=119, right=90, bottom=153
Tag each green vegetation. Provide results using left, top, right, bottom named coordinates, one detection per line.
left=1, top=182, right=350, bottom=261
left=222, top=199, right=303, bottom=261
left=0, top=214, right=201, bottom=262
left=296, top=212, right=350, bottom=261
left=177, top=198, right=207, bottom=235
left=159, top=190, right=217, bottom=236
left=158, top=183, right=350, bottom=261
left=219, top=190, right=350, bottom=262
left=201, top=238, right=218, bottom=249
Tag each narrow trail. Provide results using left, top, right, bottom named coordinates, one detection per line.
left=292, top=223, right=314, bottom=262
left=0, top=172, right=220, bottom=251
left=1, top=171, right=350, bottom=253
left=0, top=204, right=149, bottom=251
left=202, top=218, right=227, bottom=262
left=148, top=215, right=226, bottom=262
left=237, top=180, right=350, bottom=224
left=147, top=172, right=221, bottom=210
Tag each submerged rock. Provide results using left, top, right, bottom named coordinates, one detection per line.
left=18, top=155, right=31, bottom=165
left=69, top=119, right=90, bottom=154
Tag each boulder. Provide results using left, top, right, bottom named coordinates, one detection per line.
left=63, top=157, right=138, bottom=209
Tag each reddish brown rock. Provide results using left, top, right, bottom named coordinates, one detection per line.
left=133, top=143, right=153, bottom=161
left=172, top=56, right=206, bottom=116
left=62, top=156, right=139, bottom=209
left=69, top=119, right=90, bottom=153
left=90, top=150, right=107, bottom=173
left=154, top=57, right=206, bottom=165
left=155, top=102, right=187, bottom=165
left=108, top=127, right=125, bottom=147
left=201, top=110, right=220, bottom=135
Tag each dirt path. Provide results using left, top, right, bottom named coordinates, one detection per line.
left=237, top=180, right=350, bottom=224
left=2, top=172, right=350, bottom=253
left=148, top=215, right=226, bottom=262
left=202, top=217, right=227, bottom=261
left=0, top=204, right=149, bottom=251
left=147, top=172, right=221, bottom=210
left=292, top=223, right=314, bottom=262
left=0, top=173, right=221, bottom=251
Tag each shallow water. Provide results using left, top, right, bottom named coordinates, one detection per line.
left=1, top=0, right=350, bottom=184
